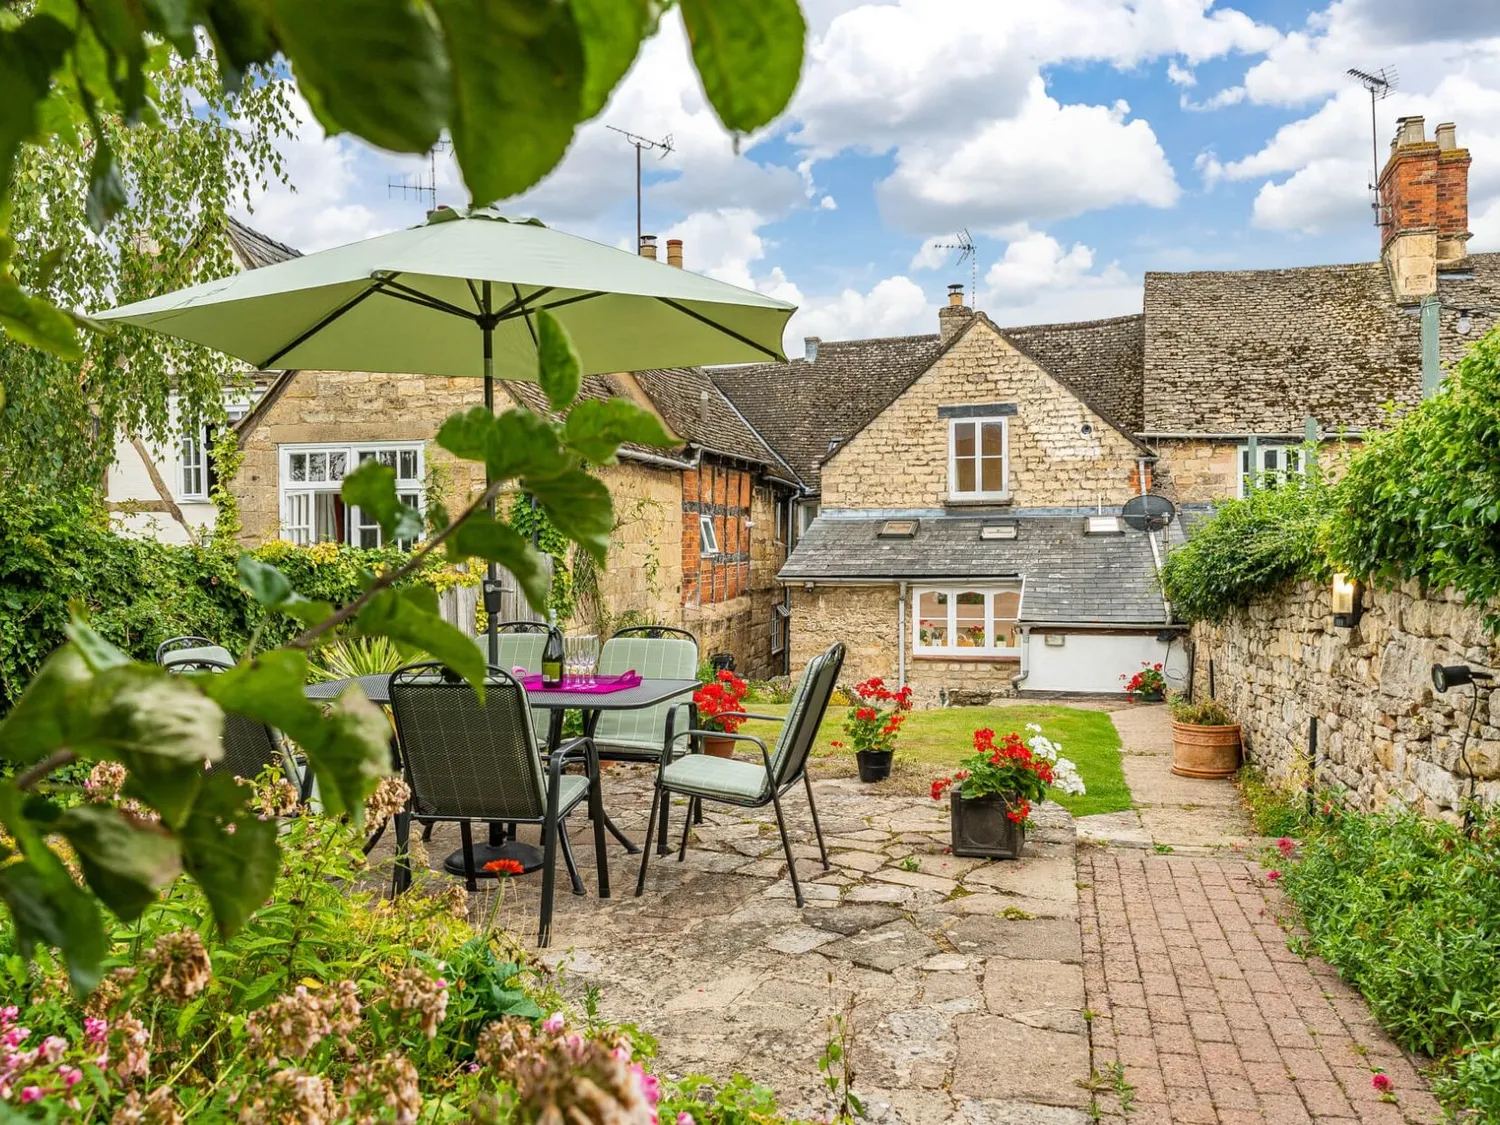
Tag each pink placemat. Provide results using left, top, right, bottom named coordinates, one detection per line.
left=519, top=671, right=642, bottom=694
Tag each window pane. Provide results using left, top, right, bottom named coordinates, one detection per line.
left=955, top=457, right=975, bottom=493
left=980, top=421, right=1004, bottom=456
left=980, top=456, right=1004, bottom=493
left=289, top=453, right=307, bottom=482
left=992, top=590, right=1021, bottom=649
left=955, top=592, right=984, bottom=647
left=917, top=591, right=948, bottom=647
left=953, top=422, right=975, bottom=458
left=399, top=449, right=418, bottom=480
left=313, top=493, right=343, bottom=543
left=328, top=451, right=347, bottom=480
left=1263, top=447, right=1278, bottom=472
left=1286, top=448, right=1301, bottom=473
left=378, top=450, right=397, bottom=468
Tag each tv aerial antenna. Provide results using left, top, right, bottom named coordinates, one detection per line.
left=388, top=138, right=452, bottom=214
left=607, top=125, right=674, bottom=251
left=934, top=228, right=977, bottom=307
left=1346, top=66, right=1398, bottom=226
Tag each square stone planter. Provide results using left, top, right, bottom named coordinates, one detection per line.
left=950, top=792, right=1027, bottom=859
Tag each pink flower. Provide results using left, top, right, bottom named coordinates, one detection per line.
left=542, top=1011, right=566, bottom=1034
left=1, top=1027, right=29, bottom=1049
left=83, top=1018, right=108, bottom=1046
left=1276, top=837, right=1295, bottom=857
left=0, top=1007, right=17, bottom=1030
left=1267, top=870, right=1282, bottom=882
left=678, top=1114, right=696, bottom=1125
left=19, top=1087, right=43, bottom=1104
left=59, top=1067, right=82, bottom=1088
left=41, top=1035, right=67, bottom=1064
left=1372, top=1073, right=1393, bottom=1093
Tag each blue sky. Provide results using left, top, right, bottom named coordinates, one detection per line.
left=242, top=0, right=1500, bottom=355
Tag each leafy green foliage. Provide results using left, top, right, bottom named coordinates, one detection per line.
left=1326, top=329, right=1500, bottom=634
left=1159, top=471, right=1331, bottom=625
left=1165, top=693, right=1232, bottom=726
left=1275, top=799, right=1500, bottom=1116
left=0, top=0, right=808, bottom=363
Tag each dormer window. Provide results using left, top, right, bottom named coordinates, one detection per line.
left=948, top=416, right=1008, bottom=501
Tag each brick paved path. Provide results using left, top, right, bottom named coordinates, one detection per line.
left=1080, top=849, right=1446, bottom=1125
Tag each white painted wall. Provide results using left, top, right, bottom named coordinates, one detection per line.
left=1022, top=631, right=1190, bottom=695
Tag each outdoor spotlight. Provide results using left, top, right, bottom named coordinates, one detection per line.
left=1331, top=573, right=1363, bottom=628
left=482, top=578, right=506, bottom=616
left=1432, top=663, right=1494, bottom=693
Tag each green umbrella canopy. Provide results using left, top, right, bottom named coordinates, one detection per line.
left=94, top=207, right=795, bottom=378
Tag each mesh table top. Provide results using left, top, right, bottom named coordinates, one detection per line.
left=305, top=674, right=698, bottom=711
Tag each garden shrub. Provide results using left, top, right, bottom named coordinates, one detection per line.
left=1158, top=471, right=1331, bottom=625
left=0, top=486, right=476, bottom=710
left=1274, top=799, right=1500, bottom=1116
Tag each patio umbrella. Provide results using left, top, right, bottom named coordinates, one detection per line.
left=95, top=206, right=794, bottom=377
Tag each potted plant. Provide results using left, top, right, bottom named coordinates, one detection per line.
left=1167, top=693, right=1241, bottom=779
left=931, top=724, right=1086, bottom=859
left=693, top=669, right=749, bottom=758
left=832, top=676, right=914, bottom=782
left=1121, top=661, right=1167, bottom=702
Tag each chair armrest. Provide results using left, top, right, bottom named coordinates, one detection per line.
left=735, top=713, right=787, bottom=724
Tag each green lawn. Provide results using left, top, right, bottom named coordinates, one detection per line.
left=738, top=701, right=1131, bottom=818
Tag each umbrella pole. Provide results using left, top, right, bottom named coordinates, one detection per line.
left=482, top=290, right=500, bottom=669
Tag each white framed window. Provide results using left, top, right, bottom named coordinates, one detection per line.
left=279, top=441, right=424, bottom=548
left=948, top=416, right=1008, bottom=500
left=1238, top=444, right=1304, bottom=498
left=179, top=402, right=249, bottom=500
left=912, top=584, right=1023, bottom=657
left=699, top=514, right=719, bottom=557
left=795, top=501, right=820, bottom=539
left=770, top=603, right=790, bottom=656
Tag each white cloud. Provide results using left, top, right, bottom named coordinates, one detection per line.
left=977, top=228, right=1141, bottom=325
left=876, top=78, right=1180, bottom=232
left=783, top=276, right=935, bottom=353
left=1179, top=85, right=1246, bottom=112
left=1167, top=60, right=1196, bottom=87
left=659, top=208, right=774, bottom=289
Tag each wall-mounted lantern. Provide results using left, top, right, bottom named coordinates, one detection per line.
left=1331, top=573, right=1362, bottom=628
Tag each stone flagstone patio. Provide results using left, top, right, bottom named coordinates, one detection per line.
left=396, top=766, right=1096, bottom=1124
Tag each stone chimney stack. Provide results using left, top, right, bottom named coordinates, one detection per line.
left=804, top=336, right=820, bottom=362
left=666, top=238, right=684, bottom=268
left=1378, top=116, right=1470, bottom=300
left=938, top=283, right=972, bottom=344
left=639, top=234, right=658, bottom=260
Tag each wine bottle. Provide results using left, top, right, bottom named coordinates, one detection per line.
left=541, top=628, right=564, bottom=688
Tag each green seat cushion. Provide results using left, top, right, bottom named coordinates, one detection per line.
left=661, top=754, right=768, bottom=802
left=551, top=773, right=590, bottom=813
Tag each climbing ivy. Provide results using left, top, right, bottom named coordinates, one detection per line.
left=507, top=493, right=574, bottom=624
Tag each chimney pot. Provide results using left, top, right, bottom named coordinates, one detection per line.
left=947, top=283, right=965, bottom=307
left=1397, top=115, right=1426, bottom=147
left=639, top=234, right=658, bottom=261
left=666, top=238, right=684, bottom=268
left=804, top=336, right=820, bottom=362
left=1436, top=122, right=1457, bottom=151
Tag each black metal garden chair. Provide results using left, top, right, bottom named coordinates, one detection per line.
left=635, top=641, right=845, bottom=907
left=162, top=654, right=308, bottom=796
left=387, top=662, right=607, bottom=946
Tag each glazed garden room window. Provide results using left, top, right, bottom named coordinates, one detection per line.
left=279, top=442, right=424, bottom=548
left=948, top=416, right=1008, bottom=500
left=1237, top=443, right=1304, bottom=497
left=912, top=585, right=1022, bottom=656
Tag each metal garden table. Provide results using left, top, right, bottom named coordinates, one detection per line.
left=305, top=674, right=699, bottom=876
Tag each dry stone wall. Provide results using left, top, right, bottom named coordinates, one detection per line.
left=1191, top=580, right=1500, bottom=819
left=820, top=321, right=1145, bottom=511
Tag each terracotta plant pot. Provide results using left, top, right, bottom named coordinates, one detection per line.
left=856, top=749, right=893, bottom=783
left=1171, top=721, right=1242, bottom=779
left=949, top=793, right=1027, bottom=859
left=702, top=735, right=737, bottom=759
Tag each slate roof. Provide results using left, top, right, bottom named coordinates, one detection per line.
left=227, top=217, right=300, bottom=269
left=779, top=511, right=1172, bottom=626
left=504, top=368, right=788, bottom=472
left=1003, top=314, right=1144, bottom=432
left=1141, top=252, right=1500, bottom=433
left=711, top=333, right=944, bottom=490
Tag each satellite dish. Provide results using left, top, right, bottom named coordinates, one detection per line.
left=1122, top=493, right=1177, bottom=533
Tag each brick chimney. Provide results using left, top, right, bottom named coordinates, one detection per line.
left=1378, top=116, right=1470, bottom=300
left=938, top=283, right=972, bottom=344
left=666, top=238, right=684, bottom=268
left=639, top=234, right=658, bottom=260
